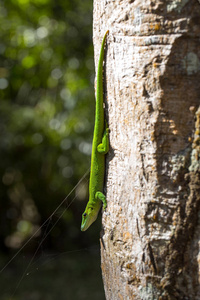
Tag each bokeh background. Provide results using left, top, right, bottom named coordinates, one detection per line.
left=0, top=0, right=105, bottom=299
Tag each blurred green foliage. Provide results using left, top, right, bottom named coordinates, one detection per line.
left=0, top=0, right=98, bottom=253
left=1, top=251, right=105, bottom=300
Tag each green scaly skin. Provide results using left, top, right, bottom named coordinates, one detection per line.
left=81, top=30, right=109, bottom=231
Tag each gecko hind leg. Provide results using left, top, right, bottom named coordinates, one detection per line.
left=97, top=121, right=109, bottom=154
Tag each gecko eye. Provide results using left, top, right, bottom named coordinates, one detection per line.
left=83, top=213, right=87, bottom=217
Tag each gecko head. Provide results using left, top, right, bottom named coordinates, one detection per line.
left=81, top=207, right=98, bottom=231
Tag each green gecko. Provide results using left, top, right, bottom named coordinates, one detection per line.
left=81, top=30, right=109, bottom=231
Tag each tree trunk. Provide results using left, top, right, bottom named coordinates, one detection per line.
left=93, top=0, right=200, bottom=299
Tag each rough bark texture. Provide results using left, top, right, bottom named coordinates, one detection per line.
left=93, top=0, right=200, bottom=299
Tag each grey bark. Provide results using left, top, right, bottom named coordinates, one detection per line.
left=93, top=0, right=200, bottom=299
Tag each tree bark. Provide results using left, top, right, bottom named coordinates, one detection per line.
left=93, top=0, right=200, bottom=299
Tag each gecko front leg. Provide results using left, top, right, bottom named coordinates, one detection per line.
left=95, top=191, right=107, bottom=210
